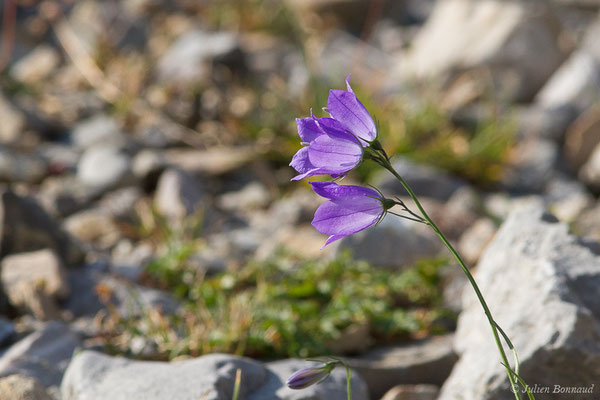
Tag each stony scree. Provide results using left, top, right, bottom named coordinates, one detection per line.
left=249, top=358, right=369, bottom=400
left=156, top=29, right=241, bottom=86
left=373, top=157, right=467, bottom=201
left=438, top=206, right=600, bottom=400
left=1, top=249, right=70, bottom=320
left=400, top=0, right=566, bottom=101
left=380, top=384, right=439, bottom=400
left=345, top=335, right=456, bottom=400
left=0, top=316, right=15, bottom=348
left=535, top=15, right=600, bottom=114
left=77, top=145, right=134, bottom=191
left=0, top=374, right=54, bottom=400
left=154, top=168, right=205, bottom=221
left=0, top=321, right=81, bottom=388
left=0, top=149, right=47, bottom=184
left=0, top=188, right=85, bottom=266
left=457, top=217, right=497, bottom=266
left=0, top=91, right=26, bottom=144
left=336, top=216, right=444, bottom=270
left=61, top=351, right=369, bottom=400
left=71, top=115, right=125, bottom=151
left=10, top=45, right=61, bottom=85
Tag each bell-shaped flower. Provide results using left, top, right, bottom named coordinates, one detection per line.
left=328, top=75, right=377, bottom=146
left=310, top=181, right=387, bottom=248
left=290, top=114, right=363, bottom=181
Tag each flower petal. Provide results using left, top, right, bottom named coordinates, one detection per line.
left=296, top=116, right=323, bottom=143
left=322, top=234, right=345, bottom=249
left=328, top=80, right=376, bottom=144
left=290, top=147, right=321, bottom=181
left=313, top=117, right=356, bottom=142
left=307, top=134, right=362, bottom=172
left=310, top=181, right=380, bottom=200
left=312, top=197, right=382, bottom=237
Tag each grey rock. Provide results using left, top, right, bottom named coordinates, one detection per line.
left=441, top=263, right=469, bottom=313
left=77, top=146, right=133, bottom=191
left=483, top=193, right=545, bottom=222
left=250, top=358, right=369, bottom=400
left=1, top=249, right=70, bottom=319
left=535, top=51, right=600, bottom=115
left=373, top=157, right=466, bottom=201
left=316, top=30, right=394, bottom=85
left=457, top=218, right=497, bottom=266
left=573, top=202, right=600, bottom=240
left=244, top=37, right=309, bottom=96
left=515, top=104, right=577, bottom=142
left=535, top=16, right=600, bottom=114
left=131, top=149, right=165, bottom=183
left=0, top=188, right=85, bottom=266
left=336, top=217, right=443, bottom=269
left=0, top=92, right=26, bottom=144
left=380, top=384, right=439, bottom=400
left=501, top=138, right=558, bottom=193
left=10, top=45, right=61, bottom=84
left=62, top=351, right=265, bottom=400
left=154, top=168, right=204, bottom=220
left=62, top=264, right=108, bottom=319
left=71, top=115, right=124, bottom=150
left=346, top=335, right=456, bottom=400
left=163, top=147, right=255, bottom=176
left=437, top=187, right=480, bottom=240
left=218, top=182, right=270, bottom=212
left=438, top=206, right=600, bottom=399
left=564, top=109, right=600, bottom=172
left=578, top=142, right=600, bottom=192
left=0, top=322, right=81, bottom=387
left=0, top=317, right=15, bottom=348
left=63, top=209, right=121, bottom=250
left=37, top=175, right=98, bottom=218
left=544, top=174, right=593, bottom=222
left=0, top=148, right=47, bottom=184
left=38, top=143, right=80, bottom=173
left=400, top=0, right=565, bottom=102
left=97, top=186, right=143, bottom=220
left=111, top=240, right=153, bottom=282
left=0, top=374, right=54, bottom=400
left=64, top=261, right=178, bottom=320
left=156, top=29, right=241, bottom=86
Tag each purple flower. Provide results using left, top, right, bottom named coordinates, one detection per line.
left=328, top=75, right=377, bottom=146
left=290, top=112, right=363, bottom=181
left=310, top=181, right=388, bottom=248
left=286, top=365, right=333, bottom=389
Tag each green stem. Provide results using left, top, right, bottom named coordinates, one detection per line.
left=232, top=368, right=241, bottom=400
left=345, top=364, right=352, bottom=400
left=378, top=158, right=523, bottom=400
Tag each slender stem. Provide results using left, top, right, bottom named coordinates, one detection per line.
left=378, top=158, right=523, bottom=400
left=345, top=364, right=352, bottom=400
left=232, top=368, right=241, bottom=400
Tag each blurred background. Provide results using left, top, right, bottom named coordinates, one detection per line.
left=0, top=0, right=600, bottom=399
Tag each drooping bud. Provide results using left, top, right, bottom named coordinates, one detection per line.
left=286, top=363, right=335, bottom=390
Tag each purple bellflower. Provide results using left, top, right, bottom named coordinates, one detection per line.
left=328, top=74, right=377, bottom=146
left=290, top=113, right=363, bottom=181
left=310, top=181, right=393, bottom=248
left=286, top=364, right=333, bottom=390
left=290, top=76, right=377, bottom=181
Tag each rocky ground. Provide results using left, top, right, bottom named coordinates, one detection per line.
left=1, top=0, right=600, bottom=399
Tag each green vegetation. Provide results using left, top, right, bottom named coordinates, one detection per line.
left=103, top=250, right=454, bottom=360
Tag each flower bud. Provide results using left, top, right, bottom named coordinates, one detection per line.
left=286, top=365, right=333, bottom=390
